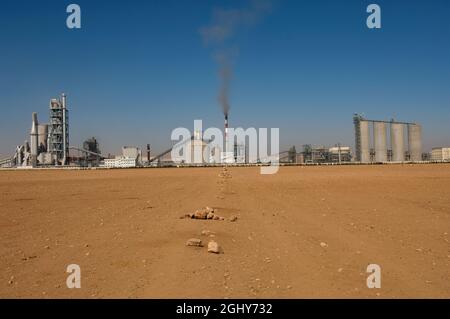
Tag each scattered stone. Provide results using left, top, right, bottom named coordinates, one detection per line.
left=21, top=255, right=37, bottom=261
left=230, top=215, right=238, bottom=222
left=44, top=245, right=50, bottom=249
left=193, top=209, right=208, bottom=219
left=201, top=230, right=214, bottom=236
left=182, top=207, right=226, bottom=221
left=186, top=238, right=203, bottom=247
left=320, top=242, right=328, bottom=248
left=338, top=268, right=343, bottom=273
left=208, top=241, right=221, bottom=254
left=219, top=167, right=232, bottom=178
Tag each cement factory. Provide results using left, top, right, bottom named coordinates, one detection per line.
left=1, top=94, right=450, bottom=169
left=9, top=94, right=70, bottom=167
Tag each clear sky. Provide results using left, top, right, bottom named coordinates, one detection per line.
left=0, top=0, right=449, bottom=157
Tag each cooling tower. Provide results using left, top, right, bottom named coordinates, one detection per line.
left=374, top=122, right=387, bottom=162
left=391, top=123, right=405, bottom=162
left=408, top=124, right=422, bottom=162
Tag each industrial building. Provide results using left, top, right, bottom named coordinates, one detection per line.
left=102, top=146, right=143, bottom=168
left=0, top=93, right=107, bottom=168
left=328, top=145, right=352, bottom=163
left=279, top=145, right=352, bottom=164
left=353, top=114, right=422, bottom=163
left=9, top=93, right=70, bottom=167
left=431, top=147, right=450, bottom=162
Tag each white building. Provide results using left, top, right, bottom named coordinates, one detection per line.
left=103, top=157, right=137, bottom=168
left=431, top=147, right=450, bottom=161
left=102, top=146, right=142, bottom=168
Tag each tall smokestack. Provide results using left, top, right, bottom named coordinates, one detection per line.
left=224, top=114, right=229, bottom=137
left=30, top=112, right=38, bottom=156
left=224, top=114, right=229, bottom=153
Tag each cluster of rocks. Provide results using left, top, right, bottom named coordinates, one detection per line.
left=181, top=206, right=226, bottom=221
left=186, top=238, right=221, bottom=254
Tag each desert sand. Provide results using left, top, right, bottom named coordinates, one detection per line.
left=0, top=165, right=449, bottom=298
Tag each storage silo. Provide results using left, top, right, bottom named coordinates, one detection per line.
left=30, top=112, right=39, bottom=156
left=359, top=120, right=370, bottom=163
left=408, top=124, right=422, bottom=162
left=391, top=123, right=405, bottom=162
left=38, top=124, right=48, bottom=152
left=374, top=122, right=387, bottom=162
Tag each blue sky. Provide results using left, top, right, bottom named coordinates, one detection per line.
left=0, top=0, right=449, bottom=157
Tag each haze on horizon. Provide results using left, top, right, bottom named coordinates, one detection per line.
left=0, top=0, right=449, bottom=158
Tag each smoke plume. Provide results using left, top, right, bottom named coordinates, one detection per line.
left=200, top=0, right=272, bottom=117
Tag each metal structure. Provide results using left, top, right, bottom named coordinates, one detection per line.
left=0, top=157, right=13, bottom=168
left=353, top=114, right=422, bottom=163
left=49, top=93, right=69, bottom=165
left=69, top=146, right=104, bottom=158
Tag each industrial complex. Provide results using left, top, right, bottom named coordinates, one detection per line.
left=0, top=95, right=449, bottom=169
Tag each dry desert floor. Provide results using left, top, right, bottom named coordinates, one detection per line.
left=0, top=165, right=449, bottom=298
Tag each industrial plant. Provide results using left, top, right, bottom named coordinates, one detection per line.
left=0, top=93, right=104, bottom=168
left=7, top=93, right=70, bottom=167
left=2, top=96, right=450, bottom=169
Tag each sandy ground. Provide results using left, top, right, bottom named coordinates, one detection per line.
left=0, top=165, right=449, bottom=298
